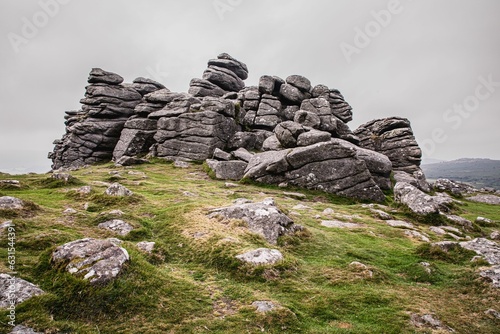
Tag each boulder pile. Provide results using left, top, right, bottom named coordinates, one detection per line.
left=49, top=53, right=430, bottom=202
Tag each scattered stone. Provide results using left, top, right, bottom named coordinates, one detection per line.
left=432, top=241, right=459, bottom=252
left=105, top=183, right=133, bottom=196
left=419, top=262, right=432, bottom=274
left=174, top=160, right=191, bottom=168
left=447, top=233, right=462, bottom=241
left=476, top=216, right=493, bottom=224
left=349, top=261, right=373, bottom=278
left=386, top=220, right=414, bottom=229
left=485, top=309, right=500, bottom=319
left=443, top=214, right=472, bottom=229
left=0, top=180, right=20, bottom=188
left=205, top=159, right=247, bottom=181
left=209, top=198, right=298, bottom=244
left=322, top=208, right=335, bottom=215
left=107, top=209, right=125, bottom=216
left=491, top=231, right=500, bottom=240
left=235, top=248, right=283, bottom=265
left=76, top=185, right=92, bottom=194
left=252, top=301, right=279, bottom=313
left=9, top=325, right=43, bottom=334
left=182, top=191, right=197, bottom=197
left=225, top=182, right=239, bottom=188
left=394, top=182, right=453, bottom=215
left=439, top=226, right=463, bottom=235
left=371, top=209, right=393, bottom=220
left=0, top=221, right=13, bottom=234
left=466, top=194, right=500, bottom=205
left=404, top=230, right=430, bottom=242
left=232, top=198, right=253, bottom=205
left=98, top=219, right=134, bottom=236
left=51, top=172, right=74, bottom=182
left=410, top=313, right=454, bottom=332
left=292, top=204, right=312, bottom=210
left=0, top=274, right=44, bottom=308
left=63, top=208, right=77, bottom=214
left=479, top=266, right=500, bottom=288
left=51, top=238, right=130, bottom=285
left=321, top=221, right=363, bottom=229
left=0, top=196, right=24, bottom=210
left=433, top=178, right=475, bottom=197
left=136, top=241, right=155, bottom=254
left=429, top=226, right=446, bottom=235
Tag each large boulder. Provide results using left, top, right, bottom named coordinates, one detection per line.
left=394, top=182, right=453, bottom=215
left=354, top=117, right=422, bottom=174
left=244, top=140, right=385, bottom=202
left=51, top=238, right=130, bottom=285
left=208, top=198, right=298, bottom=244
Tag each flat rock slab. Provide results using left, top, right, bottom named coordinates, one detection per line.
left=0, top=274, right=44, bottom=308
left=98, top=219, right=134, bottom=236
left=405, top=230, right=430, bottom=242
left=386, top=220, right=414, bottom=229
left=51, top=238, right=130, bottom=285
left=0, top=196, right=24, bottom=210
left=460, top=238, right=500, bottom=265
left=321, top=220, right=363, bottom=229
left=209, top=198, right=297, bottom=244
left=394, top=182, right=453, bottom=215
left=466, top=194, right=500, bottom=205
left=236, top=248, right=283, bottom=265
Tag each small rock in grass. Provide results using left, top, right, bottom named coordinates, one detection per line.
left=236, top=248, right=283, bottom=265
left=136, top=241, right=155, bottom=254
left=321, top=220, right=363, bottom=229
left=404, top=230, right=430, bottom=243
left=252, top=301, right=279, bottom=313
left=105, top=183, right=133, bottom=196
left=98, top=219, right=133, bottom=236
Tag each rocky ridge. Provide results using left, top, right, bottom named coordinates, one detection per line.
left=49, top=53, right=431, bottom=202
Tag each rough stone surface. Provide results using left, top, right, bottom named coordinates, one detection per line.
left=394, top=182, right=453, bottom=215
left=405, top=230, right=430, bottom=242
left=433, top=178, right=475, bottom=196
left=136, top=241, right=155, bottom=254
left=459, top=238, right=500, bottom=265
left=393, top=170, right=430, bottom=192
left=235, top=248, right=283, bottom=265
left=105, top=183, right=133, bottom=197
left=410, top=313, right=454, bottom=332
left=205, top=160, right=248, bottom=181
left=9, top=325, right=44, bottom=334
left=208, top=198, right=297, bottom=244
left=355, top=117, right=422, bottom=174
left=466, top=194, right=500, bottom=205
left=0, top=274, right=44, bottom=308
left=0, top=196, right=24, bottom=210
left=51, top=238, right=130, bottom=285
left=98, top=219, right=134, bottom=236
left=244, top=140, right=385, bottom=202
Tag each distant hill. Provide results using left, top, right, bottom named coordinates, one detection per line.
left=421, top=158, right=500, bottom=190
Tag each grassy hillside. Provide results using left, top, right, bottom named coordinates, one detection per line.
left=0, top=162, right=499, bottom=333
left=422, top=158, right=500, bottom=190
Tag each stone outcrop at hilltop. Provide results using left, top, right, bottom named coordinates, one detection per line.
left=49, top=53, right=427, bottom=202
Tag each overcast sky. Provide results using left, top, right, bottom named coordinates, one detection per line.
left=1, top=0, right=499, bottom=174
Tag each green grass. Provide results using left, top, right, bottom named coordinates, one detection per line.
left=0, top=163, right=499, bottom=333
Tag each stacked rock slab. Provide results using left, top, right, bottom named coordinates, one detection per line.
left=189, top=53, right=248, bottom=97
left=112, top=78, right=166, bottom=162
left=354, top=117, right=422, bottom=173
left=243, top=140, right=386, bottom=202
left=50, top=69, right=144, bottom=170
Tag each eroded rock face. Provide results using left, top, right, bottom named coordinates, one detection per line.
left=0, top=274, right=44, bottom=308
left=394, top=182, right=453, bottom=215
left=354, top=117, right=422, bottom=174
left=49, top=68, right=149, bottom=170
left=208, top=198, right=298, bottom=244
left=244, top=140, right=385, bottom=202
left=51, top=238, right=130, bottom=285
